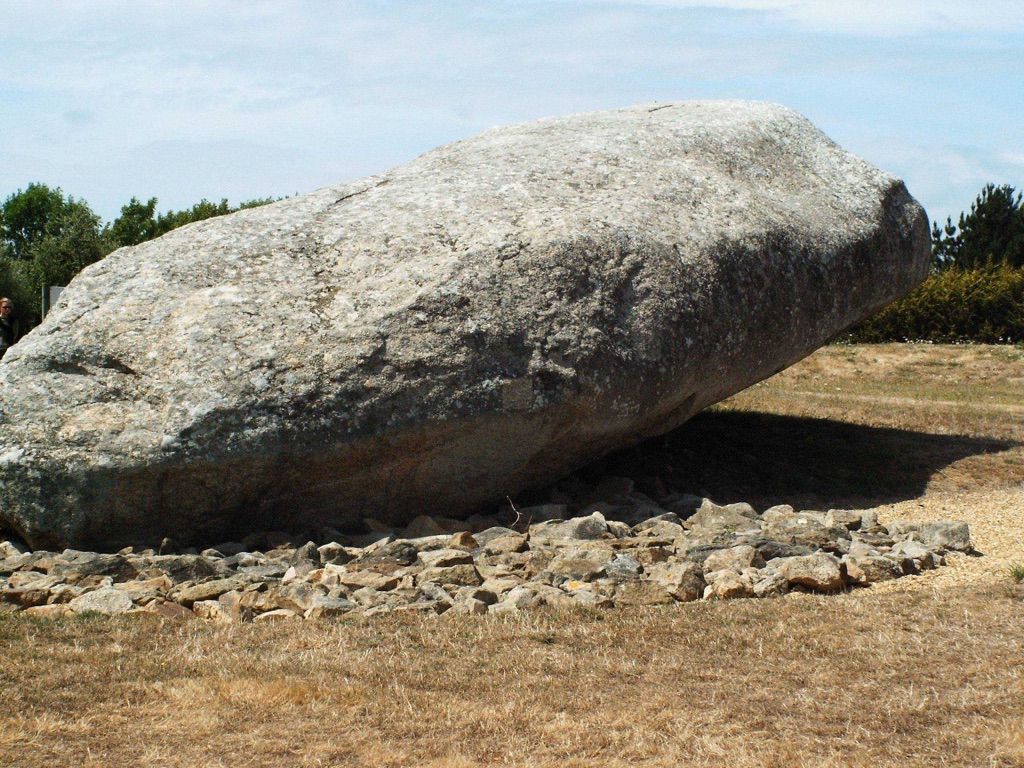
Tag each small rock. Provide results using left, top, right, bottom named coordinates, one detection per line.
left=304, top=595, right=357, bottom=620
left=649, top=562, right=705, bottom=602
left=605, top=520, right=633, bottom=538
left=68, top=587, right=135, bottom=615
left=142, top=599, right=195, bottom=620
left=252, top=608, right=302, bottom=622
left=825, top=509, right=864, bottom=531
left=484, top=533, right=530, bottom=556
left=594, top=553, right=643, bottom=582
left=570, top=588, right=615, bottom=609
left=703, top=545, right=765, bottom=574
left=612, top=580, right=675, bottom=607
left=451, top=597, right=490, bottom=615
left=449, top=531, right=479, bottom=549
left=417, top=564, right=483, bottom=588
left=317, top=542, right=354, bottom=565
left=687, top=500, right=761, bottom=533
left=761, top=504, right=796, bottom=521
left=704, top=569, right=755, bottom=599
left=777, top=552, right=845, bottom=592
left=752, top=568, right=788, bottom=598
left=24, top=603, right=71, bottom=618
left=289, top=541, right=322, bottom=567
left=172, top=577, right=251, bottom=607
left=843, top=554, right=903, bottom=585
left=418, top=548, right=475, bottom=568
left=917, top=521, right=973, bottom=553
left=531, top=512, right=608, bottom=541
left=192, top=600, right=234, bottom=622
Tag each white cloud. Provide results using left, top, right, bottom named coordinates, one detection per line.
left=549, top=0, right=1024, bottom=35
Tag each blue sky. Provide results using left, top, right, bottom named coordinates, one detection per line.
left=2, top=0, right=1022, bottom=229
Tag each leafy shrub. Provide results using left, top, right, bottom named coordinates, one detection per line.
left=846, top=264, right=1024, bottom=344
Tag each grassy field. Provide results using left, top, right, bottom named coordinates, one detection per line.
left=3, top=343, right=1024, bottom=767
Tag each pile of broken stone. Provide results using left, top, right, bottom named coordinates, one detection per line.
left=0, top=482, right=974, bottom=622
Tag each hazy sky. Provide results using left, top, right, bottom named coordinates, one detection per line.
left=2, top=0, right=1022, bottom=228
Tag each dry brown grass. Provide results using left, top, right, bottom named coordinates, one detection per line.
left=3, top=343, right=1024, bottom=767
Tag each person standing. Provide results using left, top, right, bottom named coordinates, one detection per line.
left=0, top=298, right=19, bottom=359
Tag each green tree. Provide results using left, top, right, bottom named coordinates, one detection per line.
left=0, top=183, right=108, bottom=326
left=154, top=198, right=234, bottom=237
left=107, top=196, right=159, bottom=248
left=0, top=182, right=69, bottom=260
left=931, top=183, right=1024, bottom=270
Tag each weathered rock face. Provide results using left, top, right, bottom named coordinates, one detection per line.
left=0, top=101, right=930, bottom=550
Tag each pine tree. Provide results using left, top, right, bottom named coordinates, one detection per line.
left=931, top=183, right=1024, bottom=270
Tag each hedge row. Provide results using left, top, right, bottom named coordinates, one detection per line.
left=844, top=264, right=1024, bottom=344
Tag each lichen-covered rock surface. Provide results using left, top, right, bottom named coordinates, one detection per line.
left=0, top=101, right=930, bottom=550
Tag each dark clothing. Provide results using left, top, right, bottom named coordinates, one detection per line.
left=0, top=317, right=19, bottom=359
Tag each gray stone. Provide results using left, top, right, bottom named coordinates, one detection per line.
left=171, top=576, right=251, bottom=607
left=916, top=521, right=974, bottom=553
left=752, top=568, right=788, bottom=598
left=704, top=569, right=755, bottom=599
left=418, top=548, right=475, bottom=568
left=0, top=540, right=25, bottom=558
left=760, top=504, right=795, bottom=521
left=472, top=527, right=520, bottom=547
left=192, top=600, right=233, bottom=622
left=824, top=509, right=864, bottom=531
left=763, top=517, right=850, bottom=554
left=483, top=533, right=530, bottom=556
left=777, top=552, right=845, bottom=592
left=843, top=554, right=903, bottom=585
left=416, top=564, right=483, bottom=588
left=492, top=585, right=545, bottom=613
left=68, top=586, right=135, bottom=615
left=49, top=552, right=140, bottom=582
left=648, top=561, right=704, bottom=602
left=304, top=595, right=357, bottom=620
left=532, top=512, right=609, bottom=541
left=545, top=548, right=611, bottom=582
left=703, top=544, right=765, bottom=574
left=289, top=541, right=322, bottom=567
left=142, top=555, right=223, bottom=583
left=687, top=501, right=762, bottom=533
left=317, top=542, right=354, bottom=565
left=594, top=552, right=643, bottom=582
left=0, top=101, right=929, bottom=550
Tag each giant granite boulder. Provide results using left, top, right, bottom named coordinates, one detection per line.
left=0, top=101, right=930, bottom=550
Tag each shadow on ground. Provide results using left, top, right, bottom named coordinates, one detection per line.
left=572, top=410, right=1020, bottom=511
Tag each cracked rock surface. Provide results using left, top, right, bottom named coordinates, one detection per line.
left=0, top=101, right=929, bottom=549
